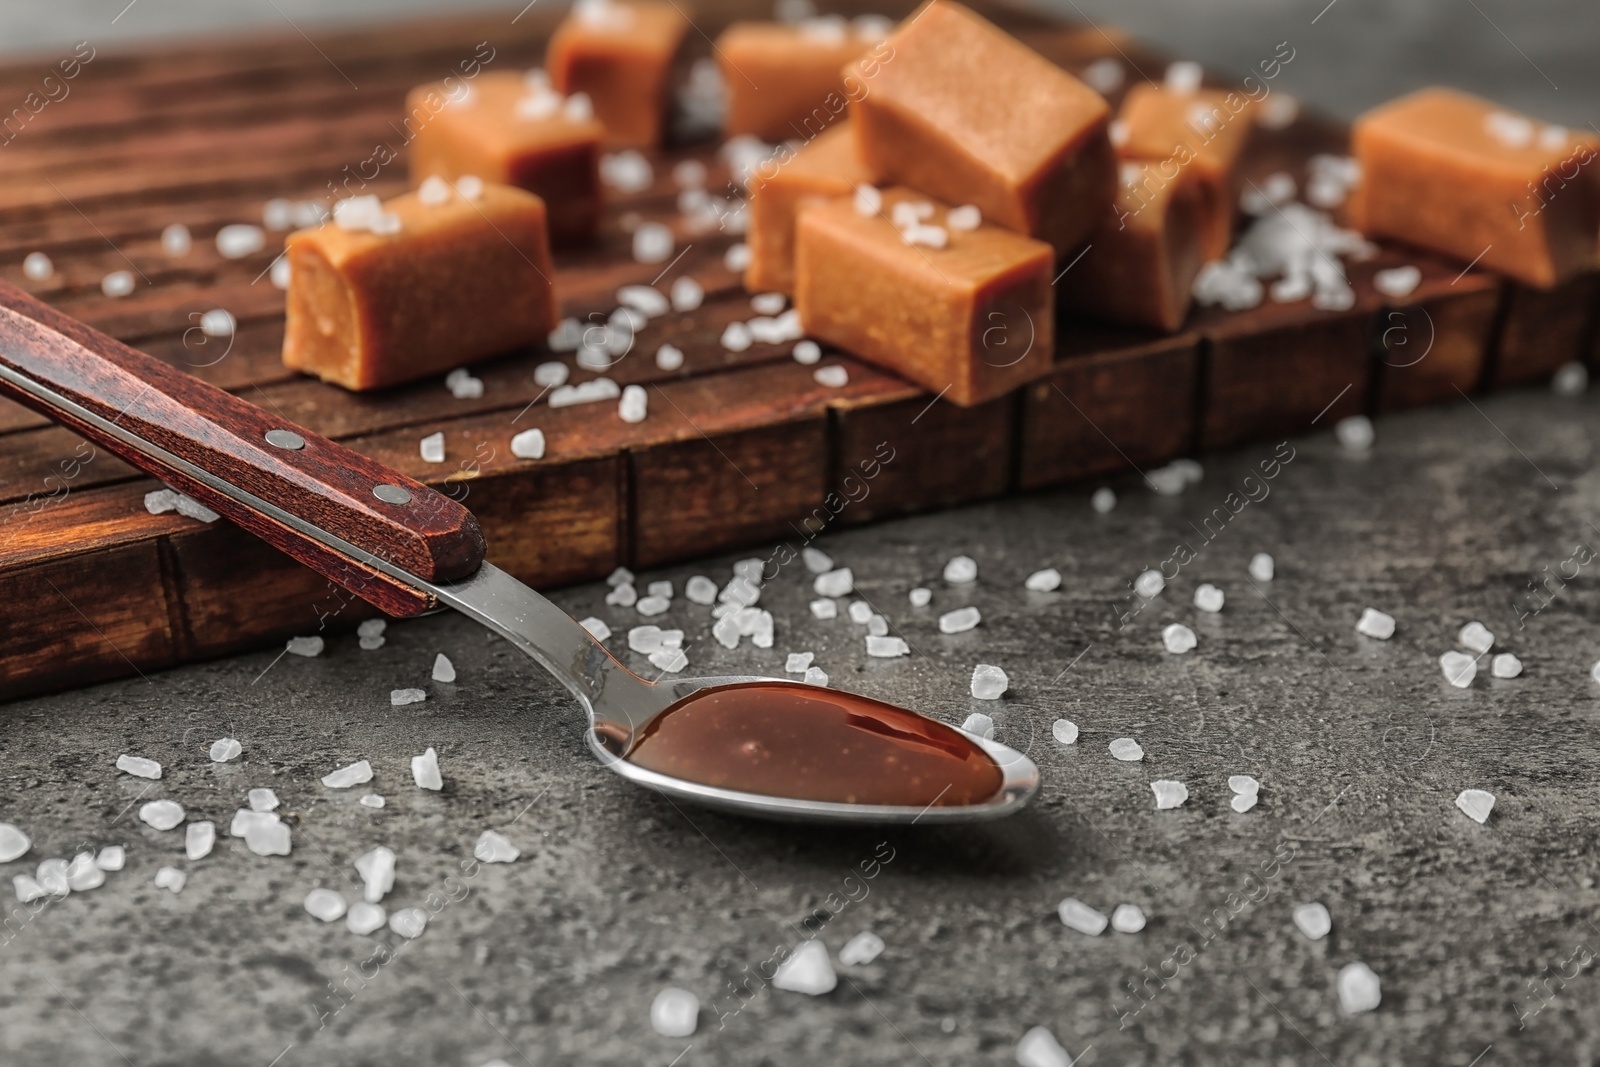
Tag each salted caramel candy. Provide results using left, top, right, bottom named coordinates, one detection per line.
left=1348, top=88, right=1600, bottom=288
left=405, top=71, right=603, bottom=245
left=716, top=19, right=881, bottom=141
left=847, top=1, right=1115, bottom=256
left=548, top=0, right=690, bottom=147
left=746, top=120, right=873, bottom=293
left=794, top=189, right=1054, bottom=406
left=1059, top=161, right=1206, bottom=332
left=1116, top=82, right=1256, bottom=259
left=283, top=184, right=556, bottom=391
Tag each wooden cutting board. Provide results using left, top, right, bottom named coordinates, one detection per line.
left=0, top=0, right=1594, bottom=699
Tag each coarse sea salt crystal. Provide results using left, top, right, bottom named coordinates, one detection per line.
left=909, top=587, right=932, bottom=607
left=412, top=747, right=443, bottom=790
left=305, top=888, right=347, bottom=922
left=391, top=688, right=426, bottom=706
left=390, top=907, right=428, bottom=938
left=655, top=343, right=684, bottom=371
left=1373, top=265, right=1421, bottom=298
left=940, top=606, right=981, bottom=634
left=322, top=760, right=373, bottom=789
left=961, top=712, right=995, bottom=739
left=0, top=824, right=29, bottom=863
left=102, top=270, right=135, bottom=298
left=629, top=625, right=666, bottom=654
left=1293, top=902, right=1331, bottom=940
left=946, top=204, right=981, bottom=231
left=649, top=648, right=688, bottom=673
left=1162, top=623, right=1197, bottom=654
left=943, top=555, right=977, bottom=583
left=1356, top=607, right=1395, bottom=639
left=1337, top=962, right=1382, bottom=1014
left=200, top=308, right=235, bottom=338
left=154, top=867, right=186, bottom=893
left=95, top=846, right=124, bottom=871
left=247, top=820, right=291, bottom=856
left=814, top=567, right=853, bottom=597
left=1016, top=1026, right=1073, bottom=1067
left=1051, top=719, right=1078, bottom=745
left=1057, top=897, right=1107, bottom=935
left=162, top=223, right=192, bottom=257
left=839, top=930, right=885, bottom=966
left=1110, top=737, right=1143, bottom=762
left=23, top=251, right=52, bottom=279
left=1455, top=788, right=1495, bottom=824
left=632, top=222, right=673, bottom=263
left=1440, top=650, right=1476, bottom=688
left=772, top=940, right=837, bottom=995
left=36, top=859, right=68, bottom=897
left=355, top=846, right=396, bottom=903
left=723, top=243, right=751, bottom=272
left=651, top=987, right=700, bottom=1037
left=1231, top=792, right=1258, bottom=813
left=617, top=283, right=669, bottom=318
left=636, top=594, right=670, bottom=616
left=1228, top=775, right=1260, bottom=796
left=216, top=223, right=266, bottom=258
left=619, top=384, right=648, bottom=423
left=140, top=800, right=185, bottom=830
left=186, top=821, right=215, bottom=861
left=601, top=150, right=653, bottom=193
left=669, top=275, right=704, bottom=312
left=1248, top=553, right=1274, bottom=582
left=1553, top=361, right=1588, bottom=396
left=848, top=600, right=873, bottom=624
left=358, top=619, right=387, bottom=640
left=606, top=583, right=638, bottom=607
left=853, top=183, right=882, bottom=216
left=1134, top=569, right=1163, bottom=598
left=809, top=598, right=838, bottom=620
left=546, top=321, right=582, bottom=355
left=1458, top=621, right=1494, bottom=654
left=230, top=809, right=277, bottom=837
left=432, top=653, right=456, bottom=683
left=510, top=428, right=546, bottom=460
left=1492, top=652, right=1522, bottom=678
left=685, top=575, right=717, bottom=604
left=1152, top=780, right=1189, bottom=809
left=580, top=617, right=611, bottom=641
left=445, top=369, right=483, bottom=399
left=1111, top=904, right=1146, bottom=933
left=1025, top=568, right=1061, bottom=593
left=1194, top=584, right=1224, bottom=612
left=803, top=665, right=829, bottom=686
left=866, top=635, right=909, bottom=658
left=14, top=876, right=45, bottom=903
left=474, top=830, right=520, bottom=863
left=454, top=175, right=485, bottom=201
left=813, top=365, right=848, bottom=388
left=971, top=664, right=1008, bottom=700
left=1165, top=59, right=1203, bottom=93
left=1081, top=55, right=1124, bottom=94
left=346, top=901, right=386, bottom=935
left=750, top=291, right=786, bottom=315
left=1092, top=487, right=1116, bottom=513
left=793, top=339, right=821, bottom=364
left=360, top=794, right=385, bottom=809
left=117, top=755, right=162, bottom=780
left=66, top=853, right=104, bottom=891
left=866, top=615, right=888, bottom=637
left=419, top=432, right=446, bottom=463
left=1335, top=414, right=1375, bottom=452
left=210, top=737, right=242, bottom=762
left=802, top=547, right=833, bottom=573
left=786, top=652, right=814, bottom=673
left=249, top=788, right=279, bottom=812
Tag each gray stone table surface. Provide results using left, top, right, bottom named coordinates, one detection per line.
left=4, top=386, right=1600, bottom=1066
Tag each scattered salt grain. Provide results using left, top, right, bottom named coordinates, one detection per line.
left=720, top=321, right=753, bottom=352
left=961, top=712, right=995, bottom=739
left=651, top=987, right=700, bottom=1037
left=22, top=251, right=52, bottom=280
left=199, top=308, right=236, bottom=338
left=1151, top=779, right=1189, bottom=809
left=809, top=598, right=838, bottom=620
left=1231, top=792, right=1259, bottom=813
left=839, top=931, right=885, bottom=966
left=0, top=824, right=29, bottom=863
left=1193, top=584, right=1224, bottom=612
left=1337, top=962, right=1382, bottom=1014
left=470, top=830, right=521, bottom=865
left=360, top=794, right=385, bottom=809
left=1248, top=553, right=1274, bottom=582
left=216, top=223, right=266, bottom=258
left=619, top=383, right=648, bottom=423
left=154, top=866, right=186, bottom=893
left=416, top=175, right=452, bottom=206
left=943, top=555, right=977, bottom=583
left=649, top=647, right=688, bottom=672
left=1162, top=623, right=1197, bottom=654
left=866, top=635, right=909, bottom=658
left=786, top=652, right=815, bottom=673
left=684, top=575, right=717, bottom=605
left=390, top=907, right=428, bottom=938
left=455, top=175, right=485, bottom=201
left=1111, top=904, right=1146, bottom=933
left=1025, top=568, right=1061, bottom=592
left=546, top=320, right=583, bottom=354
left=1109, top=737, right=1144, bottom=762
left=654, top=343, right=685, bottom=371
left=1373, top=265, right=1421, bottom=298
left=750, top=291, right=786, bottom=315
left=419, top=431, right=446, bottom=463
left=848, top=600, right=873, bottom=624
left=798, top=547, right=832, bottom=574
left=346, top=902, right=386, bottom=935
left=790, top=339, right=823, bottom=365
left=669, top=275, right=704, bottom=312
left=1356, top=607, right=1395, bottom=640
left=813, top=365, right=848, bottom=388
left=939, top=606, right=981, bottom=634
left=580, top=617, right=611, bottom=641
left=1335, top=414, right=1374, bottom=452
left=902, top=223, right=948, bottom=248
left=186, top=821, right=215, bottom=861
left=601, top=150, right=653, bottom=193
left=803, top=666, right=829, bottom=686
left=946, top=204, right=981, bottom=231
left=1016, top=1026, right=1073, bottom=1067
left=908, top=587, right=932, bottom=607
left=1492, top=652, right=1522, bottom=678
left=140, top=800, right=185, bottom=831
left=143, top=488, right=220, bottom=523
left=36, top=859, right=68, bottom=897
left=209, top=737, right=242, bottom=762
left=1440, top=650, right=1476, bottom=688
left=116, top=754, right=162, bottom=780
left=13, top=876, right=44, bottom=903
left=1080, top=56, right=1124, bottom=94
left=1458, top=621, right=1494, bottom=654
left=1484, top=109, right=1534, bottom=148
left=391, top=688, right=427, bottom=706
left=305, top=888, right=347, bottom=922
left=1293, top=902, right=1331, bottom=940
left=230, top=809, right=276, bottom=837
left=1051, top=719, right=1078, bottom=745
left=101, top=270, right=135, bottom=298
left=1164, top=60, right=1203, bottom=93
left=1228, top=774, right=1260, bottom=796
left=161, top=223, right=192, bottom=257
left=866, top=615, right=888, bottom=636
left=969, top=664, right=1009, bottom=701
left=1134, top=569, right=1164, bottom=598
left=1057, top=897, right=1107, bottom=936
left=355, top=847, right=396, bottom=904
left=636, top=594, right=670, bottom=616
left=1553, top=361, right=1588, bottom=396
left=510, top=428, right=546, bottom=460
left=853, top=183, right=882, bottom=216
left=617, top=284, right=669, bottom=319
left=246, top=822, right=291, bottom=856
left=412, top=747, right=443, bottom=790
left=772, top=940, right=837, bottom=995
left=814, top=567, right=853, bottom=597
left=1259, top=93, right=1299, bottom=129
left=249, top=788, right=279, bottom=812
left=632, top=222, right=673, bottom=264
left=65, top=852, right=103, bottom=892
left=96, top=846, right=124, bottom=872
left=1092, top=487, right=1116, bottom=513
left=1455, top=788, right=1495, bottom=824
left=322, top=760, right=373, bottom=789
left=445, top=368, right=483, bottom=399
left=723, top=243, right=751, bottom=271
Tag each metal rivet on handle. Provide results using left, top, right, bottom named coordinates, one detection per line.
left=373, top=484, right=412, bottom=505
left=264, top=429, right=305, bottom=450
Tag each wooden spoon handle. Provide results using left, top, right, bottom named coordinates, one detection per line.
left=0, top=280, right=485, bottom=617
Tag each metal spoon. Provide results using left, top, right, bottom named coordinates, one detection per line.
left=0, top=282, right=1039, bottom=823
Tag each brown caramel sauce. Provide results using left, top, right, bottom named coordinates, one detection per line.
left=621, top=683, right=1004, bottom=807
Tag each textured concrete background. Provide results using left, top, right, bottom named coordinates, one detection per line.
left=3, top=2, right=1600, bottom=1066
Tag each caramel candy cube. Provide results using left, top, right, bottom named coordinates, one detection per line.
left=1348, top=88, right=1600, bottom=288
left=1058, top=161, right=1206, bottom=332
left=405, top=72, right=603, bottom=245
left=1116, top=83, right=1257, bottom=260
left=795, top=190, right=1054, bottom=406
left=283, top=184, right=556, bottom=391
left=716, top=20, right=879, bottom=141
left=848, top=1, right=1115, bottom=256
left=746, top=120, right=873, bottom=293
left=548, top=0, right=690, bottom=147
